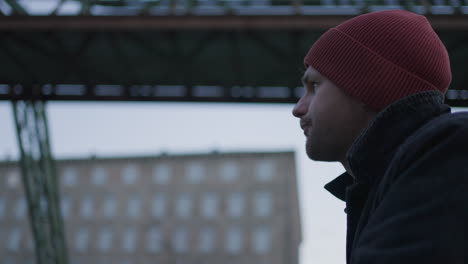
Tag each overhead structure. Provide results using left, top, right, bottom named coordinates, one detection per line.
left=1, top=0, right=468, bottom=106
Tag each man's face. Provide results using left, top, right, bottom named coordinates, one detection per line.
left=293, top=66, right=375, bottom=162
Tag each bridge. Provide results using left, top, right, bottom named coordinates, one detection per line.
left=1, top=0, right=468, bottom=106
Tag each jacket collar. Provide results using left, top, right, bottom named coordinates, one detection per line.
left=325, top=90, right=451, bottom=201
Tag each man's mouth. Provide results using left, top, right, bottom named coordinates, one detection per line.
left=300, top=120, right=312, bottom=136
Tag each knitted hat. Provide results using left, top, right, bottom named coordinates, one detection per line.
left=304, top=9, right=451, bottom=111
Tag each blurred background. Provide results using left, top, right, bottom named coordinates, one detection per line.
left=0, top=1, right=468, bottom=264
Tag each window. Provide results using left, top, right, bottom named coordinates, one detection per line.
left=176, top=193, right=192, bottom=219
left=121, top=164, right=139, bottom=185
left=127, top=196, right=141, bottom=219
left=103, top=195, right=117, bottom=219
left=91, top=166, right=108, bottom=186
left=7, top=227, right=22, bottom=252
left=201, top=193, right=218, bottom=219
left=197, top=0, right=217, bottom=7
left=153, top=164, right=171, bottom=184
left=185, top=162, right=205, bottom=184
left=75, top=227, right=89, bottom=252
left=0, top=197, right=5, bottom=219
left=2, top=257, right=15, bottom=264
left=227, top=192, right=245, bottom=218
left=63, top=167, right=78, bottom=186
left=80, top=197, right=94, bottom=219
left=146, top=227, right=162, bottom=253
left=254, top=191, right=273, bottom=218
left=70, top=259, right=80, bottom=264
left=122, top=227, right=137, bottom=253
left=220, top=161, right=239, bottom=182
left=15, top=197, right=27, bottom=220
left=199, top=227, right=215, bottom=253
left=252, top=226, right=271, bottom=254
left=255, top=160, right=275, bottom=182
left=97, top=228, right=113, bottom=253
left=7, top=170, right=20, bottom=188
left=60, top=196, right=71, bottom=219
left=151, top=193, right=166, bottom=219
left=225, top=226, right=243, bottom=254
left=172, top=227, right=188, bottom=253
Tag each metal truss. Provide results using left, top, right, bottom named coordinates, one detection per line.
left=1, top=0, right=468, bottom=16
left=12, top=101, right=68, bottom=264
left=1, top=84, right=301, bottom=103
left=1, top=14, right=468, bottom=30
left=0, top=27, right=467, bottom=106
left=5, top=0, right=468, bottom=15
left=0, top=0, right=467, bottom=108
left=3, top=85, right=468, bottom=106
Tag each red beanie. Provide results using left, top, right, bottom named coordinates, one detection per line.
left=304, top=10, right=451, bottom=111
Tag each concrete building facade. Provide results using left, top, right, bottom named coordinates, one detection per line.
left=0, top=151, right=301, bottom=264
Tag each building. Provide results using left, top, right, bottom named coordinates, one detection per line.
left=0, top=151, right=301, bottom=264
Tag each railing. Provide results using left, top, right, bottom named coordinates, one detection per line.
left=1, top=0, right=467, bottom=15
left=2, top=84, right=468, bottom=104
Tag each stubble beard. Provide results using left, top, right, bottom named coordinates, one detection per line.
left=305, top=135, right=320, bottom=161
left=305, top=133, right=337, bottom=162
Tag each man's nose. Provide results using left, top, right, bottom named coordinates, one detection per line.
left=292, top=96, right=308, bottom=118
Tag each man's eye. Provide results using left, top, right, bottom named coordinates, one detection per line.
left=309, top=82, right=319, bottom=91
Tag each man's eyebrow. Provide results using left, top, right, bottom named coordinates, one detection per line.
left=301, top=74, right=308, bottom=84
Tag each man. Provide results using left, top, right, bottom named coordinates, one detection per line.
left=293, top=9, right=468, bottom=264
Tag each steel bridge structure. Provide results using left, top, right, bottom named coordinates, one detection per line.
left=1, top=0, right=468, bottom=105
left=1, top=1, right=468, bottom=264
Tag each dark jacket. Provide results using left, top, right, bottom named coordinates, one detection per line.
left=325, top=90, right=468, bottom=264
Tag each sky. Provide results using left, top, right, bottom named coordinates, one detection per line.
left=1, top=101, right=349, bottom=264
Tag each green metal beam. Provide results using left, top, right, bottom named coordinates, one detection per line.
left=12, top=100, right=69, bottom=264
left=4, top=0, right=28, bottom=15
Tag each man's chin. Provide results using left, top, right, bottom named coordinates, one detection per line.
left=305, top=142, right=335, bottom=162
left=305, top=148, right=322, bottom=161
left=305, top=142, right=320, bottom=160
